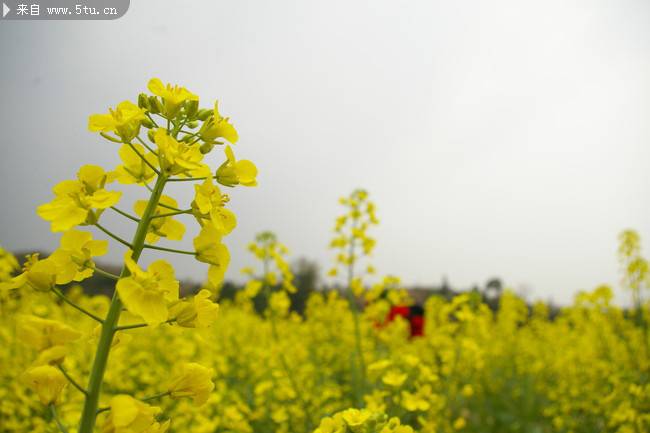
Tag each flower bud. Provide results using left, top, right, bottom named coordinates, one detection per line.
left=138, top=93, right=151, bottom=110
left=141, top=117, right=155, bottom=129
left=186, top=120, right=199, bottom=129
left=215, top=161, right=238, bottom=187
left=149, top=96, right=163, bottom=114
left=197, top=109, right=212, bottom=121
left=147, top=129, right=156, bottom=143
left=185, top=100, right=199, bottom=118
left=200, top=142, right=215, bottom=154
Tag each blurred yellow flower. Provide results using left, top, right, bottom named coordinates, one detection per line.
left=23, top=365, right=67, bottom=405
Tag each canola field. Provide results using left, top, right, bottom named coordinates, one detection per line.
left=0, top=79, right=648, bottom=433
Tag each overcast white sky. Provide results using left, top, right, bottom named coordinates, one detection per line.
left=1, top=0, right=649, bottom=304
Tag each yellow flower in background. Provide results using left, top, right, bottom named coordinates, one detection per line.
left=401, top=387, right=432, bottom=412
left=313, top=416, right=346, bottom=433
left=191, top=178, right=237, bottom=235
left=382, top=370, right=407, bottom=388
left=148, top=77, right=198, bottom=117
left=199, top=101, right=239, bottom=144
left=49, top=229, right=108, bottom=284
left=37, top=165, right=122, bottom=232
left=116, top=251, right=179, bottom=326
left=243, top=280, right=263, bottom=298
left=453, top=417, right=466, bottom=430
left=154, top=128, right=210, bottom=177
left=32, top=345, right=69, bottom=366
left=134, top=195, right=185, bottom=244
left=17, top=315, right=81, bottom=351
left=1, top=253, right=58, bottom=292
left=269, top=291, right=290, bottom=317
left=216, top=145, right=258, bottom=187
left=171, top=289, right=219, bottom=329
left=102, top=394, right=169, bottom=433
left=351, top=277, right=364, bottom=297
left=0, top=246, right=19, bottom=281
left=23, top=365, right=67, bottom=405
left=168, top=362, right=215, bottom=406
left=88, top=100, right=147, bottom=142
left=114, top=143, right=158, bottom=185
left=341, top=408, right=372, bottom=427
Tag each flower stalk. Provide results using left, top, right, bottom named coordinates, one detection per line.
left=78, top=173, right=167, bottom=433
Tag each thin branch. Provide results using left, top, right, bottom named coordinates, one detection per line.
left=110, top=206, right=140, bottom=223
left=99, top=132, right=123, bottom=143
left=57, top=365, right=88, bottom=396
left=114, top=318, right=176, bottom=331
left=95, top=223, right=132, bottom=248
left=93, top=267, right=120, bottom=281
left=142, top=244, right=197, bottom=256
left=166, top=176, right=211, bottom=182
left=157, top=201, right=183, bottom=212
left=135, top=135, right=158, bottom=156
left=51, top=288, right=104, bottom=323
left=127, top=142, right=159, bottom=174
left=150, top=209, right=192, bottom=219
left=141, top=391, right=171, bottom=402
left=49, top=404, right=69, bottom=433
left=145, top=113, right=159, bottom=128
left=96, top=406, right=110, bottom=415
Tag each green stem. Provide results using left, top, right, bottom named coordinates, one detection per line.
left=143, top=244, right=197, bottom=256
left=115, top=318, right=176, bottom=331
left=94, top=223, right=132, bottom=248
left=127, top=142, right=159, bottom=174
left=51, top=288, right=103, bottom=323
left=93, top=267, right=120, bottom=281
left=150, top=209, right=192, bottom=218
left=141, top=391, right=171, bottom=402
left=145, top=113, right=159, bottom=128
left=110, top=206, right=140, bottom=223
left=166, top=176, right=209, bottom=182
left=57, top=365, right=88, bottom=396
left=78, top=174, right=168, bottom=433
left=135, top=135, right=158, bottom=155
left=157, top=201, right=183, bottom=212
left=50, top=404, right=69, bottom=433
left=346, top=215, right=366, bottom=408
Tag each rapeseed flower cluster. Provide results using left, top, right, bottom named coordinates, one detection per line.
left=0, top=81, right=648, bottom=433
left=1, top=78, right=257, bottom=433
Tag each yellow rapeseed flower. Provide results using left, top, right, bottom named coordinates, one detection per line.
left=101, top=394, right=169, bottom=433
left=37, top=165, right=122, bottom=232
left=168, top=362, right=215, bottom=406
left=116, top=251, right=179, bottom=326
left=171, top=289, right=219, bottom=329
left=148, top=77, right=198, bottom=117
left=17, top=315, right=81, bottom=351
left=1, top=253, right=58, bottom=292
left=192, top=178, right=236, bottom=235
left=134, top=195, right=186, bottom=244
left=199, top=101, right=239, bottom=144
left=49, top=229, right=108, bottom=284
left=215, top=146, right=258, bottom=187
left=88, top=100, right=147, bottom=142
left=114, top=143, right=158, bottom=185
left=154, top=128, right=210, bottom=178
left=23, top=365, right=67, bottom=405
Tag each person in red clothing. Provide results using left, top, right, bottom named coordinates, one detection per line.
left=387, top=304, right=425, bottom=337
